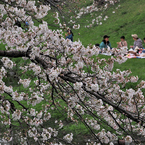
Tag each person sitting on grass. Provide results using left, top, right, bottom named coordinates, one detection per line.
left=125, top=37, right=145, bottom=57
left=65, top=29, right=74, bottom=42
left=130, top=34, right=143, bottom=50
left=117, top=36, right=128, bottom=48
left=100, top=35, right=112, bottom=51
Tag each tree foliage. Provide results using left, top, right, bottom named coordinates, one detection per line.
left=0, top=0, right=145, bottom=145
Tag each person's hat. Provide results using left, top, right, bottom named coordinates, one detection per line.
left=103, top=35, right=110, bottom=39
left=131, top=34, right=138, bottom=39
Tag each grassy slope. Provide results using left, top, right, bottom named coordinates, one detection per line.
left=71, top=0, right=145, bottom=82
left=57, top=0, right=145, bottom=83
left=73, top=0, right=145, bottom=47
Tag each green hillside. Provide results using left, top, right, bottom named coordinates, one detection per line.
left=72, top=0, right=145, bottom=47
left=68, top=0, right=145, bottom=83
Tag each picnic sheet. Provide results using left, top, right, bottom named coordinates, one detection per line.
left=125, top=56, right=145, bottom=59
left=100, top=53, right=145, bottom=58
left=125, top=53, right=145, bottom=59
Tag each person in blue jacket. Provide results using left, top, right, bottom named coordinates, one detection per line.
left=65, top=29, right=74, bottom=42
left=100, top=35, right=112, bottom=50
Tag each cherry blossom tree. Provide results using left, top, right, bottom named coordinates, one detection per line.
left=0, top=0, right=145, bottom=145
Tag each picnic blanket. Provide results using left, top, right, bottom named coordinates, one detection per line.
left=125, top=53, right=145, bottom=59
left=100, top=53, right=145, bottom=58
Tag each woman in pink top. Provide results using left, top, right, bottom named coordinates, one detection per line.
left=117, top=36, right=128, bottom=48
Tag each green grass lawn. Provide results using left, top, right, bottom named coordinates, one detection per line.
left=72, top=0, right=145, bottom=47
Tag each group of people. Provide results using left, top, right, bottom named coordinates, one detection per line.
left=99, top=34, right=145, bottom=51
left=98, top=34, right=145, bottom=56
left=65, top=29, right=145, bottom=55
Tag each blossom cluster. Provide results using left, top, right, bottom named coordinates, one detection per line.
left=19, top=78, right=31, bottom=88
left=1, top=57, right=13, bottom=69
left=63, top=133, right=73, bottom=143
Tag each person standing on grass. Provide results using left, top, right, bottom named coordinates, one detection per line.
left=130, top=34, right=143, bottom=50
left=117, top=36, right=128, bottom=48
left=100, top=35, right=112, bottom=50
left=65, top=29, right=74, bottom=42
